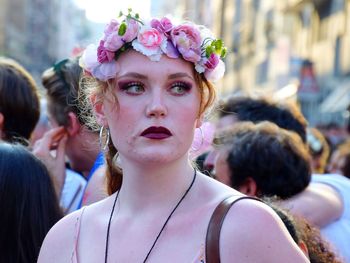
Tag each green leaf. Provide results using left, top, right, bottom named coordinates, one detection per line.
left=135, top=13, right=140, bottom=19
left=118, top=23, right=127, bottom=36
left=118, top=11, right=123, bottom=17
left=220, top=47, right=227, bottom=58
left=128, top=8, right=132, bottom=13
left=214, top=39, right=223, bottom=52
left=205, top=45, right=214, bottom=58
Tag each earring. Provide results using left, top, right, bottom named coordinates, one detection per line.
left=191, top=126, right=204, bottom=152
left=99, top=126, right=110, bottom=151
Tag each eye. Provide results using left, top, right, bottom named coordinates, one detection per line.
left=169, top=82, right=191, bottom=95
left=120, top=82, right=145, bottom=95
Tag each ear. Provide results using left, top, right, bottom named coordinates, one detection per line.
left=0, top=112, right=4, bottom=138
left=238, top=177, right=258, bottom=196
left=90, top=94, right=108, bottom=127
left=66, top=112, right=82, bottom=136
left=195, top=114, right=204, bottom=129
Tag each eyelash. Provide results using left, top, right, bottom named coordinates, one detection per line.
left=119, top=81, right=144, bottom=93
left=169, top=82, right=192, bottom=94
left=118, top=81, right=192, bottom=95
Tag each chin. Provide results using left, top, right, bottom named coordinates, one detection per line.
left=130, top=147, right=186, bottom=164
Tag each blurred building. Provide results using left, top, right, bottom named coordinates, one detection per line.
left=221, top=0, right=350, bottom=126
left=0, top=0, right=91, bottom=82
left=280, top=0, right=350, bottom=126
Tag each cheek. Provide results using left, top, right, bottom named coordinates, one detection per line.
left=175, top=106, right=199, bottom=138
left=105, top=104, right=139, bottom=145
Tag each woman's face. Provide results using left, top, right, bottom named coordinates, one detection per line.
left=97, top=50, right=202, bottom=165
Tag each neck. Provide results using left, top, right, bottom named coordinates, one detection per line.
left=69, top=131, right=100, bottom=177
left=117, top=154, right=195, bottom=214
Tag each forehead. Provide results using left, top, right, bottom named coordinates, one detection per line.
left=116, top=50, right=194, bottom=78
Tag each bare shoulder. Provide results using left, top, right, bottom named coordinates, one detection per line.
left=38, top=196, right=113, bottom=262
left=197, top=172, right=238, bottom=196
left=219, top=198, right=309, bottom=263
left=37, top=208, right=83, bottom=262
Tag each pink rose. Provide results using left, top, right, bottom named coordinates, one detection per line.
left=151, top=17, right=173, bottom=36
left=205, top=53, right=219, bottom=69
left=122, top=19, right=139, bottom=42
left=171, top=24, right=201, bottom=63
left=104, top=19, right=120, bottom=38
left=104, top=32, right=124, bottom=52
left=138, top=27, right=163, bottom=48
left=92, top=61, right=120, bottom=81
left=132, top=26, right=167, bottom=61
left=97, top=40, right=115, bottom=63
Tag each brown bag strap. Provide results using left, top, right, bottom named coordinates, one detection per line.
left=205, top=196, right=261, bottom=263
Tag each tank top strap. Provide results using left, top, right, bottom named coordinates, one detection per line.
left=71, top=206, right=87, bottom=263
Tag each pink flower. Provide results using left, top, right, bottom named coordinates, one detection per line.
left=204, top=60, right=225, bottom=82
left=151, top=17, right=173, bottom=36
left=205, top=53, right=219, bottom=69
left=104, top=32, right=124, bottom=51
left=80, top=44, right=119, bottom=81
left=92, top=61, right=120, bottom=81
left=171, top=24, right=201, bottom=63
left=138, top=27, right=163, bottom=48
left=104, top=19, right=120, bottom=38
left=164, top=40, right=180, bottom=58
left=122, top=19, right=139, bottom=42
left=190, top=122, right=216, bottom=159
left=132, top=26, right=167, bottom=61
left=97, top=40, right=115, bottom=63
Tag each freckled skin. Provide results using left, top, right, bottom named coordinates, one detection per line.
left=102, top=50, right=202, bottom=165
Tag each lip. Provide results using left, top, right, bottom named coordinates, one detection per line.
left=140, top=126, right=172, bottom=140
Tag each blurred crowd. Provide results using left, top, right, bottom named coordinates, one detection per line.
left=0, top=52, right=349, bottom=262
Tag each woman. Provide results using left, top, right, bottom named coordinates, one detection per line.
left=0, top=57, right=40, bottom=145
left=33, top=58, right=106, bottom=213
left=0, top=142, right=62, bottom=263
left=38, top=11, right=309, bottom=262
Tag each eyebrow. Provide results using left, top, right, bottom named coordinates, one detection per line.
left=118, top=72, right=147, bottom=79
left=168, top=72, right=194, bottom=81
left=118, top=72, right=194, bottom=81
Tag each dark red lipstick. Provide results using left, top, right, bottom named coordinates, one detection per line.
left=141, top=126, right=172, bottom=140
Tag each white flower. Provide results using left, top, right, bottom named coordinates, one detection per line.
left=80, top=44, right=99, bottom=72
left=204, top=59, right=225, bottom=82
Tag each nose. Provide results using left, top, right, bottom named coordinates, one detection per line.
left=146, top=89, right=167, bottom=118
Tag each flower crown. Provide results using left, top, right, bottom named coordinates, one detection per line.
left=80, top=10, right=227, bottom=82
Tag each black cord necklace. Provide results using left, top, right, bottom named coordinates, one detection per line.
left=104, top=168, right=197, bottom=263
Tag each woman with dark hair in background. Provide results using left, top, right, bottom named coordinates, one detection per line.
left=0, top=142, right=62, bottom=263
left=0, top=57, right=40, bottom=145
